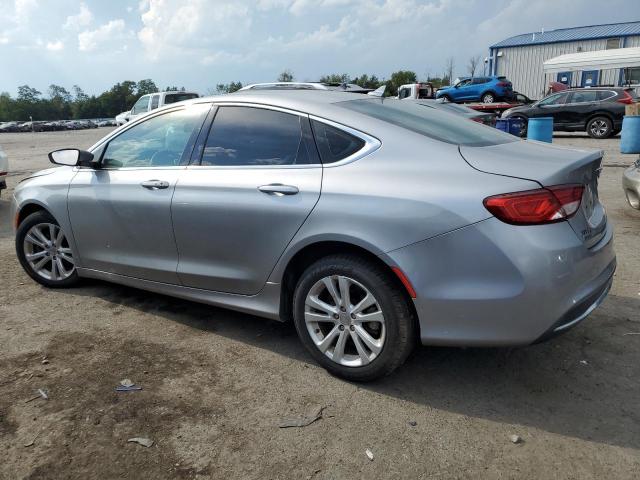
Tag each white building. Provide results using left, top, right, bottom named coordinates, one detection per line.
left=488, top=21, right=640, bottom=99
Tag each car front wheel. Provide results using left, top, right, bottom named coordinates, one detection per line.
left=587, top=116, right=613, bottom=139
left=293, top=255, right=416, bottom=381
left=16, top=211, right=79, bottom=288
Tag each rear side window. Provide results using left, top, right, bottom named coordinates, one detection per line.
left=165, top=93, right=199, bottom=105
left=150, top=95, right=160, bottom=110
left=201, top=107, right=317, bottom=166
left=338, top=99, right=517, bottom=147
left=570, top=91, right=598, bottom=103
left=311, top=120, right=365, bottom=164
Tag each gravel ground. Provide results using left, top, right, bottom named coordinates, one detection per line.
left=0, top=129, right=639, bottom=480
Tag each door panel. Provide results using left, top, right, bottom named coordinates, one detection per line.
left=172, top=167, right=321, bottom=294
left=69, top=169, right=182, bottom=283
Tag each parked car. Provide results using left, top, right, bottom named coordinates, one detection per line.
left=115, top=111, right=130, bottom=126
left=436, top=76, right=514, bottom=103
left=415, top=99, right=496, bottom=126
left=11, top=92, right=614, bottom=381
left=127, top=91, right=200, bottom=121
left=0, top=122, right=20, bottom=132
left=502, top=87, right=636, bottom=138
left=0, top=144, right=7, bottom=196
left=623, top=157, right=640, bottom=209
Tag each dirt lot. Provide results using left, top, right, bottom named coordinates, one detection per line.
left=0, top=129, right=639, bottom=480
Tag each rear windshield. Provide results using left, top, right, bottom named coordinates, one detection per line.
left=164, top=93, right=199, bottom=104
left=338, top=99, right=517, bottom=147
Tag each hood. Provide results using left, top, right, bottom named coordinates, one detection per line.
left=502, top=104, right=533, bottom=117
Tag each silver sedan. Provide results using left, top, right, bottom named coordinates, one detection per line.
left=11, top=91, right=615, bottom=381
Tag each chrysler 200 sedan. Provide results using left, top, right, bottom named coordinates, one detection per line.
left=11, top=91, right=615, bottom=381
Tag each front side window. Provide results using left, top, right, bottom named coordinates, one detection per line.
left=457, top=79, right=472, bottom=87
left=102, top=106, right=208, bottom=168
left=399, top=88, right=411, bottom=99
left=131, top=96, right=150, bottom=115
left=201, top=107, right=316, bottom=166
left=538, top=93, right=567, bottom=106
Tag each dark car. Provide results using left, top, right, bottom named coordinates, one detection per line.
left=502, top=87, right=636, bottom=138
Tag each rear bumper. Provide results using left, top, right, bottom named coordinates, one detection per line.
left=386, top=217, right=615, bottom=346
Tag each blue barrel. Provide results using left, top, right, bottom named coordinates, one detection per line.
left=508, top=118, right=525, bottom=136
left=527, top=117, right=553, bottom=143
left=620, top=116, right=640, bottom=154
left=495, top=119, right=509, bottom=133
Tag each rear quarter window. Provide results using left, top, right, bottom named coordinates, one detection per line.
left=311, top=120, right=365, bottom=164
left=338, top=99, right=518, bottom=147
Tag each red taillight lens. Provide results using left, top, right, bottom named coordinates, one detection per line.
left=617, top=90, right=634, bottom=104
left=484, top=184, right=584, bottom=225
left=496, top=82, right=510, bottom=87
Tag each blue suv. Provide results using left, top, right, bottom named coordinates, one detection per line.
left=436, top=76, right=514, bottom=103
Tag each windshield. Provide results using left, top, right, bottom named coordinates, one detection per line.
left=338, top=99, right=517, bottom=147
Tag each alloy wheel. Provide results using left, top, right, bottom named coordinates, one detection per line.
left=23, top=223, right=75, bottom=281
left=590, top=119, right=609, bottom=137
left=304, top=275, right=386, bottom=367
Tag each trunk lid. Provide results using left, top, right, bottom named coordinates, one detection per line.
left=460, top=141, right=607, bottom=248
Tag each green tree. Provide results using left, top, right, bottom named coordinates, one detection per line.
left=17, top=85, right=41, bottom=102
left=319, top=73, right=350, bottom=84
left=386, top=70, right=417, bottom=96
left=215, top=82, right=243, bottom=94
left=352, top=74, right=384, bottom=89
left=277, top=69, right=294, bottom=82
left=137, top=79, right=159, bottom=96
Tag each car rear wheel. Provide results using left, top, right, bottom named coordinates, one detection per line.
left=481, top=92, right=495, bottom=103
left=587, top=116, right=613, bottom=139
left=293, top=255, right=416, bottom=381
left=16, top=211, right=79, bottom=288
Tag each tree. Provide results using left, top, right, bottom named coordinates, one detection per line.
left=17, top=85, right=41, bottom=102
left=386, top=70, right=417, bottom=96
left=137, top=79, right=159, bottom=96
left=72, top=85, right=89, bottom=102
left=444, top=57, right=455, bottom=86
left=277, top=69, right=294, bottom=82
left=352, top=74, right=383, bottom=89
left=48, top=84, right=71, bottom=102
left=319, top=73, right=350, bottom=84
left=467, top=55, right=480, bottom=77
left=215, top=82, right=243, bottom=94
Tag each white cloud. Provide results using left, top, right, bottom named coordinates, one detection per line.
left=46, top=39, right=63, bottom=51
left=78, top=19, right=128, bottom=52
left=14, top=0, right=37, bottom=22
left=0, top=35, right=9, bottom=45
left=138, top=0, right=251, bottom=59
left=64, top=3, right=93, bottom=30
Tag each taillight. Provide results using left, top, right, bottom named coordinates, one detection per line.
left=484, top=184, right=584, bottom=225
left=617, top=90, right=634, bottom=104
left=496, top=82, right=510, bottom=87
left=470, top=117, right=483, bottom=123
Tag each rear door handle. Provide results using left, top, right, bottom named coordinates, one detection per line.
left=141, top=179, right=170, bottom=190
left=258, top=184, right=299, bottom=196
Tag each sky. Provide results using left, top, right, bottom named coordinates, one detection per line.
left=1, top=0, right=639, bottom=97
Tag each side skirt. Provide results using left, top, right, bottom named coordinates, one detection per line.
left=76, top=268, right=283, bottom=321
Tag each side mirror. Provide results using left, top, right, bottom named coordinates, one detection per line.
left=49, top=149, right=95, bottom=167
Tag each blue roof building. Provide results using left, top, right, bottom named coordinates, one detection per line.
left=487, top=21, right=640, bottom=99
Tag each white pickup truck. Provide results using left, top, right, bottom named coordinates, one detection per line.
left=397, top=83, right=435, bottom=100
left=119, top=91, right=200, bottom=124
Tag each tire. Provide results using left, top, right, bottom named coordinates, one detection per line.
left=293, top=254, right=416, bottom=382
left=440, top=94, right=452, bottom=103
left=481, top=92, right=496, bottom=103
left=15, top=210, right=79, bottom=288
left=587, top=116, right=613, bottom=139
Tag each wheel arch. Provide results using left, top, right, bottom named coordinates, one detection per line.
left=277, top=239, right=417, bottom=324
left=15, top=201, right=51, bottom=229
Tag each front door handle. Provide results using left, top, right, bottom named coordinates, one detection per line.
left=141, top=179, right=170, bottom=190
left=258, top=184, right=299, bottom=196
